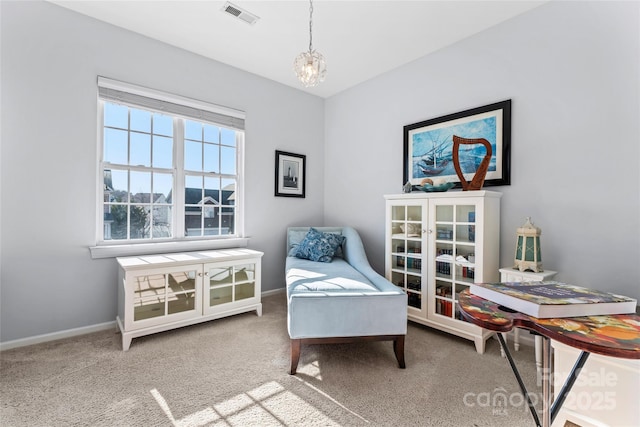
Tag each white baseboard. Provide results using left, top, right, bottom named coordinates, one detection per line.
left=262, top=287, right=286, bottom=297
left=0, top=321, right=116, bottom=352
left=0, top=288, right=287, bottom=351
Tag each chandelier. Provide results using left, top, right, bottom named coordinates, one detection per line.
left=293, top=0, right=327, bottom=87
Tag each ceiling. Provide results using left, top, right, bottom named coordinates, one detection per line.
left=49, top=1, right=546, bottom=98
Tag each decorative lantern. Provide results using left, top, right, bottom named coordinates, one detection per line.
left=514, top=217, right=543, bottom=272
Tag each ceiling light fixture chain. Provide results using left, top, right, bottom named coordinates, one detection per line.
left=308, top=0, right=314, bottom=52
left=293, top=0, right=327, bottom=88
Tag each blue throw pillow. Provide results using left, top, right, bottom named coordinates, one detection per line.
left=294, top=228, right=345, bottom=263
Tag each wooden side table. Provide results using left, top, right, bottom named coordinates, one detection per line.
left=458, top=289, right=640, bottom=427
left=498, top=267, right=557, bottom=376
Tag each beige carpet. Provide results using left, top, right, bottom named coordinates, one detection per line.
left=1, top=292, right=541, bottom=426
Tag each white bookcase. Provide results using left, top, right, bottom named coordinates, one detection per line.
left=385, top=190, right=501, bottom=354
left=117, top=248, right=263, bottom=350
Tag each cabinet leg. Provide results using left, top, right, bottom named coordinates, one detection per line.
left=256, top=304, right=263, bottom=317
left=514, top=328, right=520, bottom=351
left=474, top=337, right=486, bottom=354
left=500, top=332, right=507, bottom=358
left=122, top=336, right=132, bottom=351
left=289, top=339, right=301, bottom=375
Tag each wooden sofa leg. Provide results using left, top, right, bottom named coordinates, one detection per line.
left=289, top=339, right=301, bottom=375
left=394, top=335, right=406, bottom=369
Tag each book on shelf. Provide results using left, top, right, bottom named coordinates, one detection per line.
left=470, top=281, right=638, bottom=319
left=436, top=286, right=453, bottom=317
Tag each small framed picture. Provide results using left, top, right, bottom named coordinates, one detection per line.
left=275, top=150, right=306, bottom=198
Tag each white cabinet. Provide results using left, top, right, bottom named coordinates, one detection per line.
left=551, top=341, right=640, bottom=427
left=117, top=248, right=263, bottom=350
left=499, top=267, right=557, bottom=284
left=385, top=191, right=501, bottom=354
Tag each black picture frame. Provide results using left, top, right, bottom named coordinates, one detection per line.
left=403, top=100, right=511, bottom=189
left=275, top=150, right=306, bottom=198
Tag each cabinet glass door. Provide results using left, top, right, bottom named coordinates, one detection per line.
left=133, top=269, right=198, bottom=322
left=234, top=263, right=256, bottom=301
left=433, top=202, right=477, bottom=321
left=206, top=262, right=257, bottom=311
left=207, top=266, right=233, bottom=306
left=389, top=203, right=424, bottom=313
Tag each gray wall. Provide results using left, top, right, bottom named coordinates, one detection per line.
left=325, top=1, right=639, bottom=301
left=0, top=1, right=324, bottom=342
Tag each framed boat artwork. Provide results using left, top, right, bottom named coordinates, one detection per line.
left=403, top=100, right=511, bottom=189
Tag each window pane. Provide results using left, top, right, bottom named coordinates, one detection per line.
left=220, top=146, right=236, bottom=175
left=185, top=120, right=202, bottom=141
left=184, top=140, right=202, bottom=171
left=108, top=204, right=128, bottom=240
left=130, top=132, right=151, bottom=167
left=203, top=205, right=216, bottom=218
left=203, top=143, right=219, bottom=173
left=153, top=172, right=172, bottom=200
left=110, top=169, right=129, bottom=202
left=185, top=175, right=202, bottom=205
left=130, top=109, right=151, bottom=133
left=221, top=207, right=235, bottom=234
left=152, top=135, right=173, bottom=169
left=131, top=171, right=151, bottom=203
left=204, top=176, right=220, bottom=204
left=130, top=205, right=150, bottom=239
left=204, top=206, right=219, bottom=236
left=204, top=124, right=219, bottom=143
left=104, top=128, right=128, bottom=164
left=221, top=179, right=235, bottom=206
left=153, top=113, right=172, bottom=137
left=221, top=128, right=236, bottom=147
left=185, top=207, right=202, bottom=237
left=105, top=103, right=128, bottom=129
left=152, top=205, right=172, bottom=238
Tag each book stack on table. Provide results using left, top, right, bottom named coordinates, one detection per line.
left=470, top=281, right=637, bottom=318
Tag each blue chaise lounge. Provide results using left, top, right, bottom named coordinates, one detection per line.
left=285, top=226, right=408, bottom=375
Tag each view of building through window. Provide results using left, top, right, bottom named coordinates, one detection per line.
left=101, top=102, right=240, bottom=242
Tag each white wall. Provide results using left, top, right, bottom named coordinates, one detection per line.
left=325, top=1, right=640, bottom=301
left=0, top=1, right=325, bottom=342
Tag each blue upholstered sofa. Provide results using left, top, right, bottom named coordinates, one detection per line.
left=285, top=226, right=407, bottom=374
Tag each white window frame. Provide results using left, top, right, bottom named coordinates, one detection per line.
left=90, top=77, right=247, bottom=259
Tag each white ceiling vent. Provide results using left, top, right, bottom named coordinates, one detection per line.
left=221, top=2, right=260, bottom=25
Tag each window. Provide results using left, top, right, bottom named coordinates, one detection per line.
left=97, top=77, right=245, bottom=245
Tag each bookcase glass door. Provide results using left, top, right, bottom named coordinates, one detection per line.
left=433, top=202, right=477, bottom=321
left=133, top=269, right=198, bottom=322
left=389, top=202, right=425, bottom=314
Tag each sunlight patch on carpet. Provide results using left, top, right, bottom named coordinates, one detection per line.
left=151, top=380, right=356, bottom=426
left=151, top=388, right=220, bottom=426
left=293, top=374, right=370, bottom=423
left=297, top=360, right=322, bottom=379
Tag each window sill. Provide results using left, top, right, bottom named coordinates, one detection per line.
left=89, top=238, right=250, bottom=259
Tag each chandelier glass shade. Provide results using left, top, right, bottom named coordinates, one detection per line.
left=294, top=50, right=327, bottom=87
left=294, top=0, right=326, bottom=87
